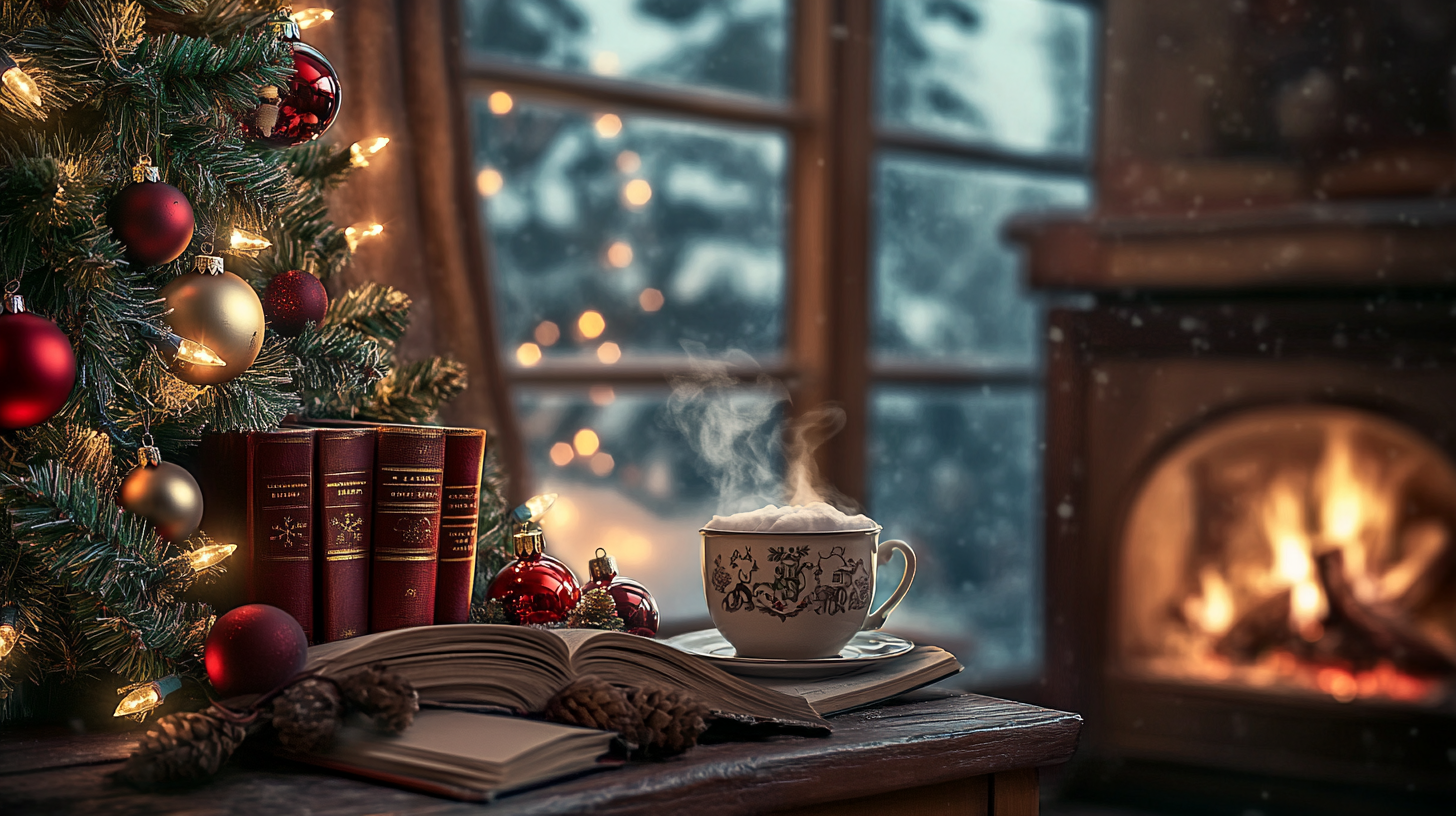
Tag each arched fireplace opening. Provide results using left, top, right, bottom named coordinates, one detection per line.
left=1117, top=406, right=1456, bottom=705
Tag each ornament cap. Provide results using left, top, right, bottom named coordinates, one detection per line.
left=193, top=254, right=224, bottom=275
left=136, top=445, right=162, bottom=468
left=272, top=19, right=303, bottom=41
left=131, top=157, right=160, bottom=184
left=588, top=548, right=618, bottom=581
left=513, top=527, right=545, bottom=558
left=5, top=294, right=24, bottom=314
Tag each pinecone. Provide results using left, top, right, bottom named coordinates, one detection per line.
left=338, top=663, right=419, bottom=733
left=542, top=676, right=635, bottom=739
left=272, top=677, right=343, bottom=753
left=115, top=709, right=247, bottom=789
left=625, top=684, right=710, bottom=756
left=565, top=587, right=625, bottom=631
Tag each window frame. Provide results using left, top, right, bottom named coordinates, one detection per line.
left=456, top=0, right=1096, bottom=513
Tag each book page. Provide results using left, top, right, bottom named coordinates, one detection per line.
left=560, top=630, right=828, bottom=728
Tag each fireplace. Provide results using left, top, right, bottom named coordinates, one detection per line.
left=1022, top=299, right=1456, bottom=813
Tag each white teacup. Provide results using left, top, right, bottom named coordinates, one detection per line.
left=701, top=525, right=916, bottom=659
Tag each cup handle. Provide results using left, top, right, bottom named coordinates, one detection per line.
left=863, top=539, right=915, bottom=631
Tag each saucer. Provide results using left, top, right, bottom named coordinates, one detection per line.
left=664, top=629, right=915, bottom=678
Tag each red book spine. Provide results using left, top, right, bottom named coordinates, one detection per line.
left=315, top=429, right=375, bottom=642
left=435, top=429, right=487, bottom=624
left=369, top=427, right=446, bottom=632
left=249, top=430, right=317, bottom=641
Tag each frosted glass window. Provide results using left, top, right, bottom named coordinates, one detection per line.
left=463, top=0, right=790, bottom=100
left=516, top=387, right=783, bottom=624
left=472, top=97, right=788, bottom=366
left=873, top=154, right=1089, bottom=366
left=869, top=385, right=1041, bottom=682
left=878, top=0, right=1094, bottom=157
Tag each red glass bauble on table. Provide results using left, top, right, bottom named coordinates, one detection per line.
left=262, top=269, right=329, bottom=337
left=108, top=161, right=195, bottom=267
left=204, top=604, right=308, bottom=698
left=583, top=547, right=660, bottom=637
left=486, top=528, right=581, bottom=625
left=0, top=294, right=75, bottom=430
left=239, top=20, right=340, bottom=148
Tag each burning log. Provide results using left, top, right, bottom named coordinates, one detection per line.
left=1215, top=588, right=1291, bottom=662
left=1315, top=549, right=1456, bottom=676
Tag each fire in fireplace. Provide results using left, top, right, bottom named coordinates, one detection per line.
left=1118, top=406, right=1456, bottom=706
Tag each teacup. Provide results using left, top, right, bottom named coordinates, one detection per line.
left=701, top=525, right=915, bottom=659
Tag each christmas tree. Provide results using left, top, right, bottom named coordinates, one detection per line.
left=0, top=1, right=508, bottom=722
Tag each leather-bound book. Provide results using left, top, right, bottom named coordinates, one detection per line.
left=435, top=428, right=488, bottom=624
left=370, top=426, right=446, bottom=632
left=196, top=430, right=316, bottom=640
left=315, top=428, right=376, bottom=642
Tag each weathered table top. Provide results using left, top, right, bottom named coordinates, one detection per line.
left=0, top=690, right=1081, bottom=816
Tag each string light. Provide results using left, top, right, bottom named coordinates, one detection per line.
left=488, top=91, right=514, bottom=115
left=622, top=179, right=652, bottom=207
left=139, top=320, right=227, bottom=368
left=550, top=443, right=574, bottom=466
left=291, top=8, right=335, bottom=29
left=229, top=228, right=272, bottom=253
left=594, top=114, right=622, bottom=138
left=114, top=675, right=182, bottom=718
left=597, top=342, right=621, bottom=364
left=578, top=310, right=605, bottom=339
left=0, top=50, right=42, bottom=108
left=516, top=342, right=542, bottom=366
left=348, top=136, right=390, bottom=168
left=0, top=606, right=20, bottom=659
left=476, top=167, right=504, bottom=197
left=344, top=222, right=384, bottom=251
left=512, top=493, right=558, bottom=524
left=184, top=542, right=236, bottom=572
left=574, top=429, right=600, bottom=457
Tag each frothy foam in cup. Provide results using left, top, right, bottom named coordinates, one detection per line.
left=703, top=501, right=876, bottom=533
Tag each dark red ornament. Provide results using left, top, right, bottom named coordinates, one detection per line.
left=0, top=295, right=76, bottom=430
left=239, top=20, right=340, bottom=148
left=486, top=528, right=581, bottom=626
left=108, top=165, right=195, bottom=267
left=583, top=547, right=660, bottom=637
left=262, top=269, right=329, bottom=337
left=204, top=604, right=308, bottom=698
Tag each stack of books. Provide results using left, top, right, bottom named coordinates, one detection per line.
left=195, top=422, right=489, bottom=643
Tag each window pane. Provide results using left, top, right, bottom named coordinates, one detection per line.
left=869, top=384, right=1041, bottom=683
left=878, top=0, right=1095, bottom=157
left=873, top=154, right=1089, bottom=367
left=462, top=0, right=790, bottom=100
left=472, top=97, right=788, bottom=365
left=517, top=386, right=783, bottom=626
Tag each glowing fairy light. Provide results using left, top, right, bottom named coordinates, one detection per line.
left=290, top=8, right=335, bottom=29
left=345, top=222, right=384, bottom=251
left=595, top=114, right=623, bottom=138
left=229, top=228, right=272, bottom=253
left=550, top=442, right=574, bottom=466
left=573, top=429, right=600, bottom=457
left=184, top=542, right=236, bottom=572
left=0, top=606, right=19, bottom=659
left=512, top=493, right=558, bottom=524
left=516, top=342, right=542, bottom=366
left=622, top=179, right=652, bottom=207
left=605, top=241, right=633, bottom=268
left=577, top=310, right=605, bottom=339
left=476, top=167, right=504, bottom=197
left=0, top=51, right=42, bottom=108
left=488, top=91, right=514, bottom=114
left=114, top=675, right=182, bottom=718
left=596, top=342, right=621, bottom=364
left=348, top=136, right=390, bottom=167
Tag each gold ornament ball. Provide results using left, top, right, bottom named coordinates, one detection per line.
left=119, top=462, right=204, bottom=543
left=160, top=271, right=266, bottom=385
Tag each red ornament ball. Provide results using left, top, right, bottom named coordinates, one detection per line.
left=262, top=270, right=329, bottom=337
left=239, top=29, right=340, bottom=148
left=0, top=303, right=76, bottom=430
left=583, top=549, right=659, bottom=637
left=108, top=180, right=195, bottom=266
left=487, top=541, right=582, bottom=626
left=204, top=604, right=308, bottom=698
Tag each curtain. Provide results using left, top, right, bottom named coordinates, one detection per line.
left=307, top=0, right=526, bottom=497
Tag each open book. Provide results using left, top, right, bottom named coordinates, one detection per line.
left=288, top=710, right=616, bottom=802
left=305, top=625, right=830, bottom=729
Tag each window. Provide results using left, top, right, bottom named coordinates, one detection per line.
left=461, top=0, right=1094, bottom=684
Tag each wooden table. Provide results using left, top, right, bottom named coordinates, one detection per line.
left=0, top=690, right=1081, bottom=815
